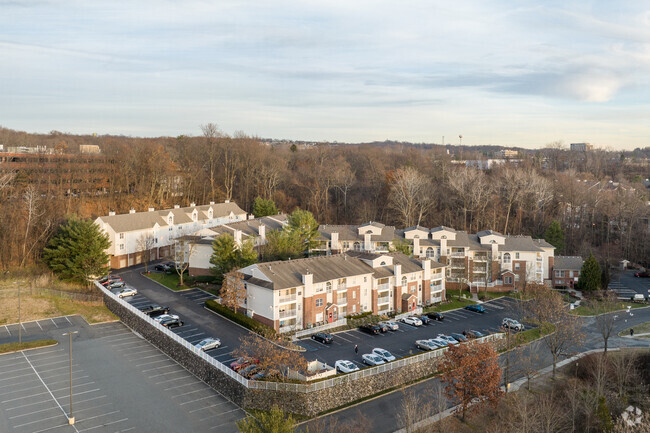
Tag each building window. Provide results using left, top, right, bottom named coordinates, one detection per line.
left=352, top=305, right=356, bottom=313
left=119, top=233, right=124, bottom=239
left=515, top=252, right=520, bottom=259
left=326, top=282, right=332, bottom=293
left=504, top=276, right=512, bottom=284
left=426, top=247, right=434, bottom=258
left=316, top=299, right=323, bottom=307
left=514, top=274, right=520, bottom=282
left=353, top=291, right=356, bottom=299
left=515, top=263, right=520, bottom=271
left=401, top=276, right=407, bottom=286
left=343, top=242, right=349, bottom=249
left=353, top=242, right=361, bottom=251
left=119, top=244, right=124, bottom=250
left=364, top=276, right=367, bottom=282
left=503, top=253, right=511, bottom=264
left=168, top=216, right=172, bottom=224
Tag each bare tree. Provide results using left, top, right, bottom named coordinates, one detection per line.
left=136, top=234, right=156, bottom=273
left=21, top=186, right=46, bottom=267
left=397, top=386, right=431, bottom=433
left=387, top=167, right=434, bottom=227
left=221, top=270, right=247, bottom=313
left=172, top=237, right=197, bottom=286
left=595, top=293, right=618, bottom=354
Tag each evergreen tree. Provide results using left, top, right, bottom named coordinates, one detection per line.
left=390, top=238, right=413, bottom=256
left=260, top=230, right=303, bottom=261
left=42, top=217, right=110, bottom=287
left=236, top=405, right=296, bottom=433
left=544, top=220, right=565, bottom=253
left=287, top=208, right=319, bottom=252
left=209, top=234, right=258, bottom=282
left=252, top=197, right=278, bottom=218
left=577, top=253, right=601, bottom=292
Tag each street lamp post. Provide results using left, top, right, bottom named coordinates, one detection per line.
left=14, top=281, right=24, bottom=344
left=63, top=331, right=79, bottom=425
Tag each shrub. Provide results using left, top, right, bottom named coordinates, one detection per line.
left=205, top=299, right=276, bottom=337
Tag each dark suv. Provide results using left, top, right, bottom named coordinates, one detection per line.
left=160, top=317, right=184, bottom=328
left=427, top=312, right=445, bottom=321
left=359, top=324, right=381, bottom=335
left=138, top=304, right=170, bottom=317
left=311, top=332, right=333, bottom=344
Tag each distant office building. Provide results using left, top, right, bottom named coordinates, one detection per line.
left=497, top=149, right=518, bottom=158
left=570, top=143, right=593, bottom=152
left=79, top=144, right=101, bottom=154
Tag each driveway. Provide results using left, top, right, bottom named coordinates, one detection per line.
left=608, top=269, right=650, bottom=299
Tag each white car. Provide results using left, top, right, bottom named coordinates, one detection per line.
left=153, top=314, right=180, bottom=322
left=437, top=334, right=459, bottom=345
left=429, top=337, right=449, bottom=348
left=116, top=287, right=137, bottom=298
left=378, top=321, right=399, bottom=331
left=195, top=337, right=221, bottom=351
left=502, top=318, right=524, bottom=331
left=334, top=360, right=360, bottom=374
left=401, top=316, right=422, bottom=326
left=415, top=340, right=438, bottom=350
left=362, top=353, right=386, bottom=366
left=372, top=348, right=396, bottom=362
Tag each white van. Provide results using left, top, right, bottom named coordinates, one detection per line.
left=633, top=294, right=646, bottom=303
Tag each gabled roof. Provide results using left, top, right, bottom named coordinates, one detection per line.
left=554, top=256, right=584, bottom=270
left=402, top=293, right=416, bottom=300
left=317, top=224, right=396, bottom=242
left=359, top=221, right=385, bottom=229
left=207, top=214, right=286, bottom=238
left=404, top=225, right=429, bottom=232
left=533, top=239, right=555, bottom=249
left=430, top=226, right=457, bottom=233
left=446, top=232, right=491, bottom=251
left=499, top=236, right=543, bottom=252
left=477, top=230, right=502, bottom=237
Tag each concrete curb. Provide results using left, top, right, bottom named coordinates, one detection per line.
left=0, top=341, right=59, bottom=357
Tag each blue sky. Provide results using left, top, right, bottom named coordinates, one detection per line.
left=1, top=1, right=649, bottom=149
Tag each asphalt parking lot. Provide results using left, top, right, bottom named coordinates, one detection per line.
left=0, top=317, right=245, bottom=433
left=608, top=269, right=650, bottom=299
left=295, top=297, right=522, bottom=368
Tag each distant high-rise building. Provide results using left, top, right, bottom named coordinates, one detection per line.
left=570, top=142, right=592, bottom=152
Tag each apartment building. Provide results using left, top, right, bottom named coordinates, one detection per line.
left=238, top=251, right=446, bottom=333
left=314, top=223, right=555, bottom=291
left=94, top=201, right=247, bottom=269
left=551, top=256, right=583, bottom=290
left=187, top=214, right=288, bottom=276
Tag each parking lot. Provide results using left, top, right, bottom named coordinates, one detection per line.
left=295, top=297, right=522, bottom=368
left=608, top=269, right=650, bottom=299
left=0, top=317, right=246, bottom=433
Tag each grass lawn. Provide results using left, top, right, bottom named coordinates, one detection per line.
left=619, top=321, right=650, bottom=338
left=571, top=300, right=647, bottom=316
left=513, top=323, right=555, bottom=346
left=0, top=339, right=58, bottom=354
left=424, top=297, right=476, bottom=313
left=143, top=272, right=189, bottom=291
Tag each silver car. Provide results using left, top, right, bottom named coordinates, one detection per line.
left=195, top=337, right=221, bottom=351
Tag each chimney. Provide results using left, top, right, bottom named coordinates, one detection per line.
left=209, top=201, right=215, bottom=205
left=148, top=207, right=154, bottom=212
left=190, top=202, right=196, bottom=207
left=129, top=209, right=136, bottom=214
left=224, top=199, right=230, bottom=204
left=302, top=272, right=313, bottom=295
left=108, top=211, right=115, bottom=216
left=364, top=233, right=372, bottom=252
left=413, top=237, right=420, bottom=257
left=491, top=243, right=498, bottom=258
left=394, top=264, right=402, bottom=282
left=422, top=259, right=431, bottom=280
left=174, top=205, right=180, bottom=209
left=330, top=232, right=339, bottom=251
left=234, top=229, right=242, bottom=246
left=259, top=224, right=266, bottom=241
left=248, top=214, right=254, bottom=220
left=440, top=238, right=447, bottom=256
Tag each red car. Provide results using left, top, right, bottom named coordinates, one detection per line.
left=635, top=271, right=650, bottom=278
left=230, top=357, right=259, bottom=371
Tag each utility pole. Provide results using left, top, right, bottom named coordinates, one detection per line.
left=63, top=331, right=78, bottom=425
left=505, top=327, right=511, bottom=393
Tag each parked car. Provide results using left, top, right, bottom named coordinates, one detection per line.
left=375, top=323, right=389, bottom=333
left=195, top=337, right=221, bottom=351
left=450, top=333, right=468, bottom=343
left=230, top=357, right=259, bottom=371
left=335, top=360, right=360, bottom=373
left=428, top=337, right=449, bottom=348
left=416, top=339, right=438, bottom=350
left=437, top=334, right=459, bottom=345
left=362, top=353, right=386, bottom=366
left=239, top=364, right=262, bottom=378
left=138, top=304, right=170, bottom=317
left=378, top=321, right=399, bottom=331
left=426, top=312, right=445, bottom=321
left=401, top=316, right=423, bottom=326
left=463, top=330, right=485, bottom=339
left=502, top=318, right=524, bottom=331
left=99, top=275, right=121, bottom=284
left=153, top=314, right=180, bottom=322
left=359, top=324, right=382, bottom=335
left=634, top=271, right=650, bottom=278
left=372, top=348, right=396, bottom=362
left=464, top=304, right=486, bottom=313
left=106, top=281, right=126, bottom=289
left=249, top=369, right=266, bottom=380
left=154, top=263, right=170, bottom=272
left=116, top=287, right=137, bottom=298
left=159, top=317, right=183, bottom=328
left=417, top=315, right=432, bottom=325
left=311, top=332, right=333, bottom=344
left=632, top=294, right=646, bottom=303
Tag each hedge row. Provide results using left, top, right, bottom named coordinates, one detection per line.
left=205, top=299, right=275, bottom=336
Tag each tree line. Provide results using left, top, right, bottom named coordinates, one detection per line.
left=0, top=126, right=648, bottom=269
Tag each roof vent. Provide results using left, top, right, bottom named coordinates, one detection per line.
left=190, top=202, right=196, bottom=207
left=174, top=205, right=180, bottom=209
left=108, top=211, right=115, bottom=216
left=148, top=207, right=154, bottom=212
left=129, top=209, right=136, bottom=214
left=209, top=201, right=215, bottom=205
left=225, top=199, right=230, bottom=203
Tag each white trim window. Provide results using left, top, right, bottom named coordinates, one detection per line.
left=503, top=253, right=511, bottom=264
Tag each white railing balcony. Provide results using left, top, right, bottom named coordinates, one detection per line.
left=278, top=295, right=297, bottom=304
left=338, top=284, right=347, bottom=291
left=337, top=297, right=347, bottom=304
left=472, top=268, right=487, bottom=273
left=473, top=256, right=488, bottom=262
left=377, top=296, right=390, bottom=304
left=377, top=283, right=390, bottom=292
left=279, top=309, right=297, bottom=319
left=450, top=252, right=465, bottom=257
left=450, top=264, right=465, bottom=269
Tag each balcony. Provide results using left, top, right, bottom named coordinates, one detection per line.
left=473, top=255, right=488, bottom=262
left=450, top=264, right=465, bottom=269
left=377, top=283, right=390, bottom=292
left=337, top=297, right=348, bottom=305
left=338, top=284, right=347, bottom=291
left=279, top=309, right=297, bottom=319
left=472, top=268, right=487, bottom=274
left=450, top=252, right=465, bottom=257
left=377, top=296, right=390, bottom=304
left=278, top=294, right=297, bottom=304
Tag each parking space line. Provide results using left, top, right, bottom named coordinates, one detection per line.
left=72, top=394, right=108, bottom=406
left=148, top=369, right=185, bottom=379
left=135, top=359, right=168, bottom=367
left=156, top=375, right=191, bottom=385
left=4, top=325, right=11, bottom=336
left=1, top=390, right=50, bottom=404
left=180, top=394, right=215, bottom=405
left=18, top=352, right=69, bottom=422
left=164, top=381, right=197, bottom=391
left=111, top=340, right=142, bottom=347
left=141, top=364, right=175, bottom=373
left=0, top=371, right=41, bottom=384
left=207, top=408, right=244, bottom=426
left=189, top=400, right=229, bottom=413
left=4, top=397, right=54, bottom=411
left=335, top=334, right=352, bottom=343
left=9, top=404, right=63, bottom=419
left=183, top=332, right=206, bottom=340
left=50, top=318, right=59, bottom=328
left=176, top=388, right=205, bottom=398
left=13, top=412, right=67, bottom=429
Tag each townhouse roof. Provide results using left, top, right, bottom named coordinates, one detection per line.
left=533, top=239, right=555, bottom=249
left=97, top=202, right=246, bottom=233
left=499, top=236, right=544, bottom=252
left=554, top=256, right=584, bottom=270
left=359, top=221, right=385, bottom=229
left=402, top=293, right=416, bottom=300
left=249, top=255, right=373, bottom=290
left=430, top=226, right=457, bottom=233
left=208, top=214, right=286, bottom=238
left=477, top=230, right=502, bottom=237
left=446, top=232, right=491, bottom=251
left=345, top=250, right=444, bottom=279
left=404, top=225, right=429, bottom=232
left=317, top=224, right=396, bottom=242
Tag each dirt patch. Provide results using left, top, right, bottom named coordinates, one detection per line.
left=0, top=292, right=115, bottom=325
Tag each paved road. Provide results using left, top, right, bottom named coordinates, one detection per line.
left=0, top=316, right=246, bottom=433
left=304, top=305, right=650, bottom=433
left=296, top=297, right=523, bottom=368
left=608, top=269, right=650, bottom=299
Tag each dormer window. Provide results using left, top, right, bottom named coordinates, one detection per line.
left=168, top=216, right=173, bottom=224
left=208, top=209, right=213, bottom=219
left=414, top=235, right=419, bottom=239
left=401, top=276, right=407, bottom=286
left=441, top=235, right=447, bottom=239
left=192, top=211, right=198, bottom=222
left=380, top=261, right=386, bottom=266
